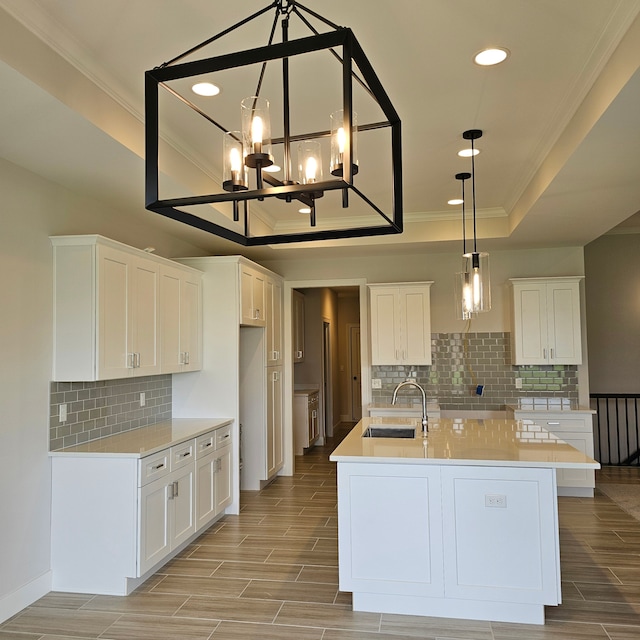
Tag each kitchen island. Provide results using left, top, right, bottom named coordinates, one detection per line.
left=330, top=417, right=599, bottom=625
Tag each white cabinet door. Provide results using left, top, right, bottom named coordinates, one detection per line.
left=130, top=256, right=160, bottom=376
left=159, top=267, right=182, bottom=373
left=240, top=265, right=266, bottom=326
left=337, top=463, right=444, bottom=596
left=441, top=465, right=560, bottom=605
left=171, top=466, right=196, bottom=548
left=369, top=283, right=432, bottom=365
left=195, top=452, right=216, bottom=530
left=369, top=287, right=400, bottom=365
left=215, top=445, right=233, bottom=514
left=98, top=246, right=131, bottom=379
left=181, top=273, right=202, bottom=371
left=510, top=278, right=582, bottom=365
left=139, top=477, right=171, bottom=576
left=546, top=281, right=582, bottom=364
left=402, top=287, right=432, bottom=365
left=267, top=366, right=284, bottom=478
left=293, top=290, right=305, bottom=363
left=266, top=277, right=283, bottom=366
left=160, top=265, right=202, bottom=373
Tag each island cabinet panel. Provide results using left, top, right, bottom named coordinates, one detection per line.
left=339, top=465, right=444, bottom=597
left=440, top=466, right=560, bottom=606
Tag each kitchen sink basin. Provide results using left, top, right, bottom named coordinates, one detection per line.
left=363, top=427, right=416, bottom=439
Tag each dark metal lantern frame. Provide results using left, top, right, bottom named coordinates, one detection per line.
left=144, top=0, right=403, bottom=246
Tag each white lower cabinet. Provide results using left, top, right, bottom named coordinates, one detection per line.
left=507, top=409, right=595, bottom=497
left=51, top=421, right=233, bottom=595
left=139, top=464, right=195, bottom=576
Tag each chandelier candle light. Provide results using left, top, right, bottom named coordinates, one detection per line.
left=456, top=129, right=491, bottom=315
left=144, top=0, right=402, bottom=246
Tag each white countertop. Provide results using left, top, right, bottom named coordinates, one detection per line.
left=330, top=417, right=600, bottom=468
left=49, top=418, right=233, bottom=458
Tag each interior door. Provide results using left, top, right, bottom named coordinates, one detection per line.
left=350, top=325, right=362, bottom=421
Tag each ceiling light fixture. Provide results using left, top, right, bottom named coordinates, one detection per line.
left=474, top=47, right=509, bottom=66
left=456, top=129, right=491, bottom=316
left=144, top=0, right=402, bottom=246
left=192, top=82, right=221, bottom=96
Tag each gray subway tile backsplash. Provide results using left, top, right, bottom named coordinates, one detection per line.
left=50, top=375, right=172, bottom=450
left=371, top=332, right=578, bottom=411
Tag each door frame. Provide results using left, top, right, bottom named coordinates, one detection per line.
left=283, top=278, right=369, bottom=476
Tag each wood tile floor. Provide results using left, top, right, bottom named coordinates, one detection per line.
left=4, top=426, right=640, bottom=639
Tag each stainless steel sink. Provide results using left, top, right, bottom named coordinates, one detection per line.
left=363, top=427, right=415, bottom=438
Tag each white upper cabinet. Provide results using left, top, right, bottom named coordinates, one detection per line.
left=369, top=283, right=433, bottom=366
left=510, top=277, right=583, bottom=365
left=240, top=264, right=266, bottom=326
left=159, top=264, right=203, bottom=373
left=51, top=235, right=201, bottom=381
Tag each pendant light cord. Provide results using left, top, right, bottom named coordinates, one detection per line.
left=471, top=137, right=477, bottom=253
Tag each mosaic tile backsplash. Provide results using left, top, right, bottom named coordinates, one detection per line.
left=50, top=375, right=172, bottom=450
left=371, top=332, right=578, bottom=412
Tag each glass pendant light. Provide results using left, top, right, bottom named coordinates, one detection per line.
left=454, top=171, right=473, bottom=320
left=460, top=129, right=491, bottom=314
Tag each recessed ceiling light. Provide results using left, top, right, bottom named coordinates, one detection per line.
left=458, top=148, right=480, bottom=158
left=448, top=198, right=464, bottom=206
left=474, top=48, right=509, bottom=66
left=263, top=164, right=281, bottom=173
left=299, top=207, right=311, bottom=214
left=192, top=82, right=221, bottom=96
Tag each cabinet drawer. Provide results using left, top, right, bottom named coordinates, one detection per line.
left=171, top=440, right=195, bottom=470
left=196, top=432, right=216, bottom=458
left=215, top=425, right=232, bottom=449
left=139, top=450, right=170, bottom=486
left=514, top=411, right=591, bottom=432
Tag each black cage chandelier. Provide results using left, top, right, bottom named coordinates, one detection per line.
left=145, top=0, right=403, bottom=246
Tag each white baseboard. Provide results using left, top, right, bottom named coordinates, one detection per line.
left=0, top=570, right=52, bottom=624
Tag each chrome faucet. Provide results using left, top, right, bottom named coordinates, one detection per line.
left=392, top=379, right=428, bottom=435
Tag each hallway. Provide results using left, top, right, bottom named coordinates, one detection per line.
left=3, top=427, right=640, bottom=639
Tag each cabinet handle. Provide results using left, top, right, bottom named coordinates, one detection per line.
left=543, top=348, right=547, bottom=360
left=128, top=353, right=135, bottom=369
left=550, top=348, right=554, bottom=360
left=273, top=371, right=280, bottom=382
left=254, top=308, right=261, bottom=319
left=167, top=482, right=174, bottom=500
left=296, top=350, right=303, bottom=359
left=547, top=421, right=560, bottom=426
left=185, top=351, right=190, bottom=365
left=312, top=410, right=317, bottom=418
left=215, top=458, right=222, bottom=472
left=173, top=480, right=179, bottom=497
left=152, top=463, right=165, bottom=470
left=202, top=442, right=213, bottom=449
left=180, top=451, right=191, bottom=458
left=179, top=352, right=185, bottom=365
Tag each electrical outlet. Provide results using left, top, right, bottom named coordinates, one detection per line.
left=485, top=494, right=507, bottom=508
left=59, top=403, right=67, bottom=423
left=475, top=384, right=484, bottom=396
left=371, top=378, right=382, bottom=389
left=140, top=392, right=146, bottom=407
left=515, top=377, right=523, bottom=389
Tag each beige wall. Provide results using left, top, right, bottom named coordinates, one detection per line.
left=263, top=246, right=586, bottom=335
left=585, top=233, right=640, bottom=393
left=0, top=157, right=205, bottom=620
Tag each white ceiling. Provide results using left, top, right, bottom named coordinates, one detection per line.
left=0, top=0, right=639, bottom=261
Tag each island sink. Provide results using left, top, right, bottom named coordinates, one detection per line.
left=363, top=427, right=415, bottom=438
